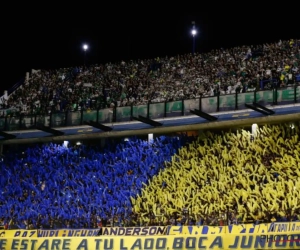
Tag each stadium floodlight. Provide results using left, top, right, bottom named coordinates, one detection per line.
left=191, top=21, right=197, bottom=55
left=63, top=140, right=69, bottom=148
left=83, top=44, right=88, bottom=68
left=191, top=29, right=197, bottom=36
left=83, top=44, right=88, bottom=51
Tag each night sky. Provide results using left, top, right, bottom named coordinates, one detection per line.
left=2, top=4, right=298, bottom=94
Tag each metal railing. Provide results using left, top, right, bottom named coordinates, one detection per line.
left=0, top=84, right=299, bottom=132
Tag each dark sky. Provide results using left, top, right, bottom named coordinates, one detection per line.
left=2, top=4, right=298, bottom=94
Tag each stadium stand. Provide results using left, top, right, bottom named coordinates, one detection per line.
left=0, top=134, right=192, bottom=229
left=0, top=123, right=299, bottom=230
left=0, top=39, right=299, bottom=117
left=131, top=123, right=300, bottom=226
left=0, top=38, right=299, bottom=234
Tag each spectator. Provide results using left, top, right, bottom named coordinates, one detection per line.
left=1, top=39, right=299, bottom=116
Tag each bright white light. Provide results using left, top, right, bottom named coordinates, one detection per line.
left=76, top=141, right=81, bottom=145
left=83, top=44, right=88, bottom=51
left=148, top=133, right=153, bottom=143
left=63, top=141, right=69, bottom=148
left=124, top=138, right=129, bottom=142
left=191, top=29, right=197, bottom=36
left=252, top=123, right=258, bottom=138
left=290, top=123, right=295, bottom=129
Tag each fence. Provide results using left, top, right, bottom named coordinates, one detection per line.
left=0, top=85, right=299, bottom=131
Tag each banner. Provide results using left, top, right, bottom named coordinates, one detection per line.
left=0, top=230, right=37, bottom=238
left=184, top=99, right=199, bottom=116
left=237, top=92, right=255, bottom=110
left=116, top=106, right=131, bottom=122
left=149, top=103, right=165, bottom=119
left=1, top=234, right=299, bottom=250
left=202, top=96, right=218, bottom=113
left=101, top=226, right=168, bottom=236
left=173, top=222, right=300, bottom=236
left=36, top=226, right=168, bottom=237
left=169, top=225, right=225, bottom=235
left=132, top=105, right=148, bottom=118
left=37, top=229, right=99, bottom=237
left=219, top=94, right=236, bottom=111
left=200, top=88, right=300, bottom=113
left=51, top=113, right=66, bottom=127
left=280, top=87, right=299, bottom=104
left=2, top=222, right=299, bottom=239
left=165, top=101, right=182, bottom=117
left=228, top=222, right=300, bottom=235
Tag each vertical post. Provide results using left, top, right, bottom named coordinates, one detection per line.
left=83, top=44, right=88, bottom=70
left=65, top=111, right=68, bottom=126
left=113, top=103, right=117, bottom=123
left=181, top=99, right=184, bottom=116
left=164, top=101, right=167, bottom=117
left=217, top=93, right=220, bottom=112
left=49, top=112, right=53, bottom=127
left=193, top=36, right=195, bottom=55
left=227, top=208, right=229, bottom=226
left=94, top=98, right=97, bottom=111
left=235, top=91, right=238, bottom=110
left=273, top=87, right=278, bottom=105
left=130, top=103, right=133, bottom=121
left=80, top=109, right=83, bottom=125
left=96, top=108, right=99, bottom=123
left=19, top=114, right=22, bottom=129
left=4, top=116, right=8, bottom=131
left=199, top=95, right=202, bottom=111
left=270, top=74, right=273, bottom=89
left=147, top=101, right=150, bottom=119
left=260, top=79, right=263, bottom=90
left=254, top=90, right=257, bottom=104
left=294, top=82, right=297, bottom=103
left=191, top=21, right=197, bottom=55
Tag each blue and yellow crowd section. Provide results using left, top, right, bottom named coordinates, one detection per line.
left=1, top=222, right=299, bottom=249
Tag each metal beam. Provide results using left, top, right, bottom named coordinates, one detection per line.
left=253, top=102, right=275, bottom=115
left=245, top=103, right=275, bottom=115
left=0, top=131, right=16, bottom=140
left=131, top=115, right=162, bottom=126
left=35, top=124, right=65, bottom=136
left=84, top=120, right=113, bottom=132
left=190, top=109, right=218, bottom=121
left=1, top=113, right=299, bottom=145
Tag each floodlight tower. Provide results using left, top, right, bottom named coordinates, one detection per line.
left=191, top=21, right=197, bottom=55
left=83, top=44, right=88, bottom=68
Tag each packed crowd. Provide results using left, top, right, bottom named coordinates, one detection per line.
left=0, top=135, right=192, bottom=229
left=132, top=123, right=300, bottom=226
left=0, top=123, right=299, bottom=230
left=1, top=39, right=299, bottom=115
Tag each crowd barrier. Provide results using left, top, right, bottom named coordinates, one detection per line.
left=0, top=86, right=299, bottom=131
left=0, top=233, right=300, bottom=249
